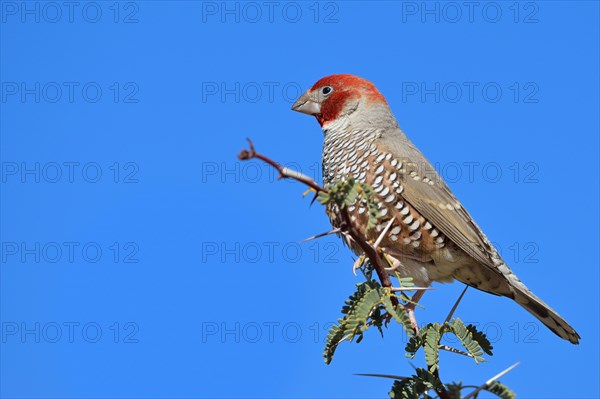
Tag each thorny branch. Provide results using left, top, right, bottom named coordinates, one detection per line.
left=238, top=138, right=324, bottom=194
left=238, top=138, right=393, bottom=289
left=238, top=139, right=454, bottom=398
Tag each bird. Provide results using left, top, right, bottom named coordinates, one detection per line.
left=291, top=74, right=580, bottom=344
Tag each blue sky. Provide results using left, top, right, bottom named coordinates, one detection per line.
left=1, top=1, right=599, bottom=398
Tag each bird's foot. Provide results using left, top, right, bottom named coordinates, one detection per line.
left=404, top=302, right=419, bottom=334
left=403, top=289, right=428, bottom=334
left=352, top=254, right=366, bottom=276
left=383, top=252, right=406, bottom=276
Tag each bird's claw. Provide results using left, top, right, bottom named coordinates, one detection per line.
left=352, top=254, right=366, bottom=276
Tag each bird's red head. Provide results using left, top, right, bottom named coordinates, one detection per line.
left=292, top=74, right=388, bottom=127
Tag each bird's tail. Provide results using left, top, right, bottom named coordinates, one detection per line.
left=513, top=287, right=580, bottom=344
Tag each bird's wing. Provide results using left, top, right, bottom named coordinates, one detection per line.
left=377, top=128, right=581, bottom=345
left=378, top=128, right=500, bottom=269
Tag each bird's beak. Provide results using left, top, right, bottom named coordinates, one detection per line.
left=291, top=91, right=321, bottom=115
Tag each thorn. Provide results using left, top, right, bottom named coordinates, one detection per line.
left=341, top=231, right=354, bottom=246
left=462, top=362, right=521, bottom=399
left=444, top=285, right=469, bottom=323
left=354, top=373, right=409, bottom=380
left=302, top=228, right=340, bottom=242
left=390, top=286, right=434, bottom=292
left=373, top=217, right=395, bottom=250
left=310, top=191, right=319, bottom=206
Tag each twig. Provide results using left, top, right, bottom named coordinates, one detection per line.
left=433, top=368, right=451, bottom=399
left=238, top=139, right=393, bottom=289
left=238, top=139, right=324, bottom=193
left=439, top=344, right=473, bottom=358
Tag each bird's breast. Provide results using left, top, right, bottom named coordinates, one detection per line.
left=321, top=128, right=450, bottom=266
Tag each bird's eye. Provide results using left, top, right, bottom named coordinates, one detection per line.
left=321, top=86, right=333, bottom=96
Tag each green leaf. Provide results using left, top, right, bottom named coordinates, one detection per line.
left=316, top=192, right=330, bottom=204
left=344, top=285, right=383, bottom=336
left=467, top=323, right=494, bottom=356
left=387, top=369, right=442, bottom=398
left=361, top=261, right=375, bottom=281
left=445, top=381, right=464, bottom=398
left=323, top=281, right=382, bottom=364
left=381, top=291, right=413, bottom=335
left=318, top=178, right=382, bottom=233
left=450, top=319, right=486, bottom=364
left=358, top=183, right=380, bottom=233
left=424, top=323, right=442, bottom=372
left=369, top=305, right=385, bottom=338
left=388, top=377, right=427, bottom=399
left=405, top=326, right=428, bottom=359
left=344, top=186, right=359, bottom=206
left=485, top=380, right=517, bottom=399
left=396, top=277, right=415, bottom=287
left=323, top=323, right=345, bottom=365
left=389, top=379, right=420, bottom=399
left=414, top=368, right=443, bottom=390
